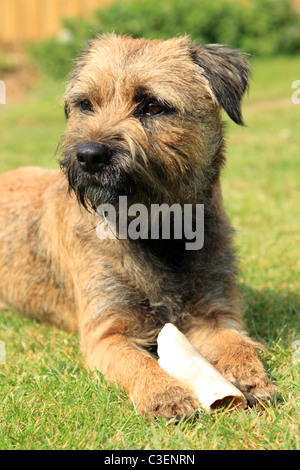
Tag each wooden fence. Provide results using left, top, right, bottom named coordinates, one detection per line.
left=0, top=0, right=113, bottom=43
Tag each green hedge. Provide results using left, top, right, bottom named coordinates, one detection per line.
left=29, top=0, right=300, bottom=79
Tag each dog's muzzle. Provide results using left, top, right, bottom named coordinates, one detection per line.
left=77, top=142, right=112, bottom=174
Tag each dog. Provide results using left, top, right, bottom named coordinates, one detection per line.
left=0, top=34, right=275, bottom=418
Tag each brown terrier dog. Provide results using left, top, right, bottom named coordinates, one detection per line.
left=0, top=35, right=275, bottom=418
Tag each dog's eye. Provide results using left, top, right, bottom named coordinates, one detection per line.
left=79, top=100, right=94, bottom=114
left=140, top=102, right=167, bottom=117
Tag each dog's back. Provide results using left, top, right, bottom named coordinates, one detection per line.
left=0, top=167, right=79, bottom=331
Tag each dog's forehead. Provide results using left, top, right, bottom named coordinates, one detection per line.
left=72, top=35, right=204, bottom=103
left=89, top=35, right=191, bottom=67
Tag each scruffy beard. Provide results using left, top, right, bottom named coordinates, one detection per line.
left=59, top=148, right=207, bottom=252
left=59, top=145, right=170, bottom=213
left=60, top=154, right=137, bottom=211
left=58, top=130, right=208, bottom=213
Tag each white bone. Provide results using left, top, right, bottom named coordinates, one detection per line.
left=157, top=323, right=247, bottom=412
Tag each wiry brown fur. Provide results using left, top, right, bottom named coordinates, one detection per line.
left=0, top=35, right=275, bottom=418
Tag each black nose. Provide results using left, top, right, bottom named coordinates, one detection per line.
left=77, top=142, right=112, bottom=174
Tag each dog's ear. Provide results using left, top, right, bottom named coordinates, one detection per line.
left=190, top=44, right=250, bottom=125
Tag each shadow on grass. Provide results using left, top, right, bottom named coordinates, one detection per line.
left=240, top=284, right=300, bottom=346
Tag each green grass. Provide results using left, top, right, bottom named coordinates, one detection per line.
left=0, top=56, right=300, bottom=450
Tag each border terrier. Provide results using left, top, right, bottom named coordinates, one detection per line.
left=0, top=34, right=275, bottom=418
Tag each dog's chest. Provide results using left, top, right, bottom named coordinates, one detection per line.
left=136, top=251, right=199, bottom=323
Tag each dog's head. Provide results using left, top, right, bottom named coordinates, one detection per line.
left=60, top=34, right=249, bottom=210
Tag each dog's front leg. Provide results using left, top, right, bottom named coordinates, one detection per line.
left=80, top=317, right=199, bottom=419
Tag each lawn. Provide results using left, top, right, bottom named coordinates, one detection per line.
left=0, top=56, right=299, bottom=450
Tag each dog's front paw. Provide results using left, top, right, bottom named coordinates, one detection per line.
left=214, top=340, right=277, bottom=407
left=232, top=376, right=277, bottom=407
left=133, top=379, right=199, bottom=419
left=221, top=366, right=277, bottom=407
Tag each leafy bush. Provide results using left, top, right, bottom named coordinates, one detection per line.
left=29, top=0, right=300, bottom=79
